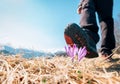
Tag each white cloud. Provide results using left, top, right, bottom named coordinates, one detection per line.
left=0, top=14, right=59, bottom=51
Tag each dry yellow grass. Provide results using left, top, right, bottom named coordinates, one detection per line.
left=0, top=54, right=120, bottom=84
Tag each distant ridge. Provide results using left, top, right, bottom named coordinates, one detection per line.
left=0, top=44, right=66, bottom=58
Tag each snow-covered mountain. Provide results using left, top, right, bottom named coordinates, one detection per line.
left=0, top=45, right=66, bottom=58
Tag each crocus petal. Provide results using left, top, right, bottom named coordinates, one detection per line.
left=65, top=46, right=68, bottom=54
left=65, top=44, right=79, bottom=62
left=73, top=44, right=78, bottom=56
left=65, top=45, right=74, bottom=57
left=80, top=50, right=87, bottom=60
left=79, top=47, right=86, bottom=56
left=78, top=46, right=87, bottom=61
left=69, top=47, right=73, bottom=57
left=79, top=49, right=87, bottom=59
left=78, top=47, right=82, bottom=56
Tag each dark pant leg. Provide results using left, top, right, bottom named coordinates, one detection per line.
left=94, top=0, right=115, bottom=53
left=80, top=0, right=99, bottom=43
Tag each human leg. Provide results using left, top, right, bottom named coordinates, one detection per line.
left=95, top=0, right=115, bottom=56
left=80, top=0, right=100, bottom=44
left=64, top=0, right=101, bottom=58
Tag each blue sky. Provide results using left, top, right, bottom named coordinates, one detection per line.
left=0, top=0, right=120, bottom=51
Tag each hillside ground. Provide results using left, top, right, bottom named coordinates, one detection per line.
left=0, top=54, right=120, bottom=84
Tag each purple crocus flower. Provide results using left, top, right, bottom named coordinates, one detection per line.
left=78, top=46, right=87, bottom=61
left=65, top=44, right=78, bottom=61
left=65, top=44, right=87, bottom=62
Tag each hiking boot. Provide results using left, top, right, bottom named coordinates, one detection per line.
left=64, top=23, right=98, bottom=58
left=100, top=49, right=113, bottom=60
